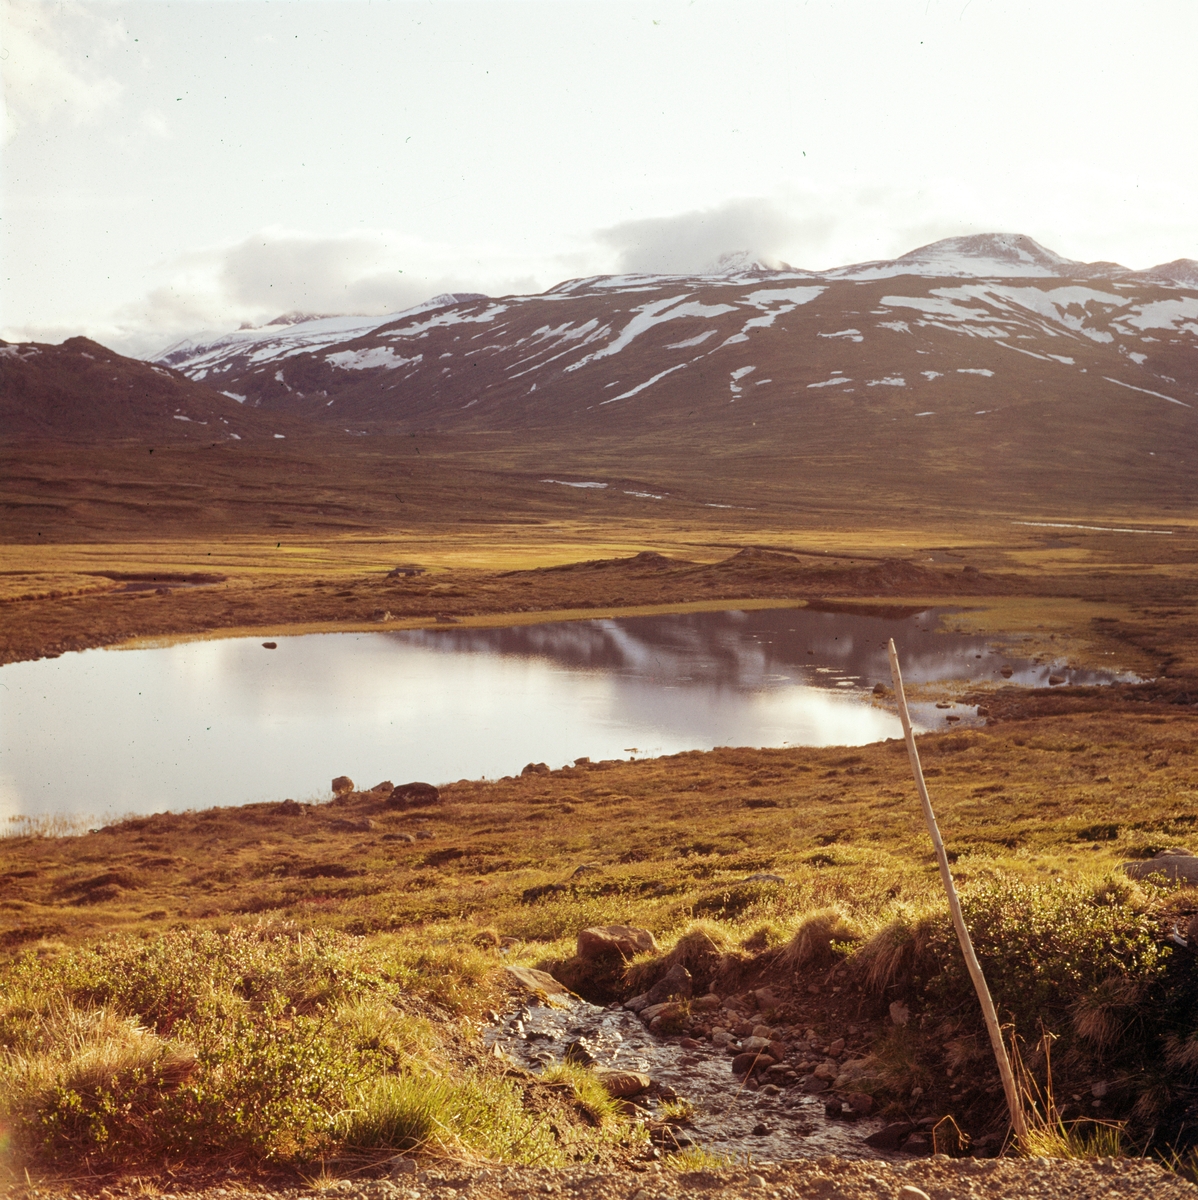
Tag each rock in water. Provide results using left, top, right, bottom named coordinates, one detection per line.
left=504, top=965, right=572, bottom=1001
left=863, top=1121, right=915, bottom=1150
left=593, top=1069, right=650, bottom=1098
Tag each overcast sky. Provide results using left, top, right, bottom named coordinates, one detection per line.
left=3, top=0, right=1197, bottom=356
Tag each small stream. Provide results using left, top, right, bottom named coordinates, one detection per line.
left=483, top=996, right=893, bottom=1164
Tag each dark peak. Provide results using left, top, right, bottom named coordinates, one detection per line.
left=61, top=336, right=116, bottom=356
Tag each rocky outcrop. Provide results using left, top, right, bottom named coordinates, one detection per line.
left=1123, top=848, right=1198, bottom=883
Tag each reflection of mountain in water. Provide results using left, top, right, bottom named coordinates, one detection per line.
left=394, top=608, right=1123, bottom=693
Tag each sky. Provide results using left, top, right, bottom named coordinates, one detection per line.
left=3, top=0, right=1197, bottom=358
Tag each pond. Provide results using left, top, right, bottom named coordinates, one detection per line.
left=0, top=605, right=1125, bottom=823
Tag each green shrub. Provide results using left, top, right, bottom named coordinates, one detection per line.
left=922, top=877, right=1166, bottom=1032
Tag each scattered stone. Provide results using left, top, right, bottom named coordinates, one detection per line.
left=754, top=987, right=781, bottom=1010
left=331, top=775, right=354, bottom=796
left=692, top=993, right=722, bottom=1012
left=522, top=761, right=551, bottom=776
left=367, top=780, right=395, bottom=796
left=872, top=682, right=887, bottom=695
left=1049, top=673, right=1066, bottom=686
left=624, top=993, right=651, bottom=1013
left=571, top=862, right=602, bottom=876
left=863, top=1121, right=915, bottom=1151
left=563, top=1040, right=595, bottom=1065
left=678, top=1037, right=702, bottom=1050
left=1124, top=849, right=1198, bottom=884
left=803, top=1075, right=830, bottom=1093
left=577, top=925, right=659, bottom=962
left=768, top=1039, right=788, bottom=1061
left=505, top=965, right=572, bottom=1000
left=829, top=1037, right=846, bottom=1056
left=889, top=1000, right=911, bottom=1026
left=747, top=1174, right=767, bottom=1188
left=413, top=829, right=434, bottom=840
left=1000, top=665, right=1014, bottom=678
left=897, top=1188, right=931, bottom=1200
left=741, top=872, right=785, bottom=884
left=741, top=1036, right=770, bottom=1054
left=388, top=781, right=441, bottom=808
left=388, top=1157, right=417, bottom=1176
left=593, top=1069, right=651, bottom=1098
left=846, top=1092, right=875, bottom=1115
left=640, top=1001, right=680, bottom=1024
left=277, top=798, right=304, bottom=816
left=732, top=1052, right=762, bottom=1076
left=644, top=962, right=694, bottom=1005
left=330, top=817, right=375, bottom=832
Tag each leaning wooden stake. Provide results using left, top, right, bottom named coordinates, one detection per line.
left=887, top=638, right=1028, bottom=1142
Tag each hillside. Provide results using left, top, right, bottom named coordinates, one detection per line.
left=152, top=234, right=1198, bottom=447
left=0, top=336, right=307, bottom=443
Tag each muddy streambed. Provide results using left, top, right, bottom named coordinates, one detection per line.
left=483, top=993, right=901, bottom=1165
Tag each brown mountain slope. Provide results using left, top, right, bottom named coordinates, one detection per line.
left=0, top=336, right=306, bottom=443
left=146, top=238, right=1198, bottom=513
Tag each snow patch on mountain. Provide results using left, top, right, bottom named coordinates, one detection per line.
left=601, top=362, right=688, bottom=403
left=1124, top=297, right=1198, bottom=333
left=325, top=347, right=421, bottom=371
left=567, top=295, right=737, bottom=371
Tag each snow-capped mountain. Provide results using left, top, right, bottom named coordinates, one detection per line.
left=149, top=235, right=1197, bottom=443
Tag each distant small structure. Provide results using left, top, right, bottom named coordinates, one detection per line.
left=386, top=564, right=426, bottom=578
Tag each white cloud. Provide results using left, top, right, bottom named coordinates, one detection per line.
left=597, top=198, right=834, bottom=274
left=1, top=0, right=124, bottom=141
left=51, top=227, right=541, bottom=357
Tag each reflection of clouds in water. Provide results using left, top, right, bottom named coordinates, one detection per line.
left=399, top=608, right=1085, bottom=692
left=0, top=610, right=1128, bottom=821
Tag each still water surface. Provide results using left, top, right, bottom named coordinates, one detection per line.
left=0, top=606, right=1121, bottom=821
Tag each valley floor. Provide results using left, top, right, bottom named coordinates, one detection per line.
left=4, top=437, right=1198, bottom=1192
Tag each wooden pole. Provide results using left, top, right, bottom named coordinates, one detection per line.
left=887, top=638, right=1027, bottom=1142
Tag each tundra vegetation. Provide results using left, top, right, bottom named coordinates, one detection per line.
left=3, top=704, right=1198, bottom=1183
left=3, top=430, right=1198, bottom=1185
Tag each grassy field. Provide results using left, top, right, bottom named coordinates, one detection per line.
left=3, top=705, right=1198, bottom=1181
left=3, top=431, right=1198, bottom=1184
